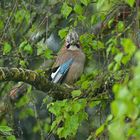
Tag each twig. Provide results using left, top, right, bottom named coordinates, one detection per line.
left=0, top=0, right=17, bottom=43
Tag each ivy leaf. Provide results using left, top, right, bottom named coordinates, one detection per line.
left=61, top=3, right=72, bottom=19
left=3, top=42, right=12, bottom=55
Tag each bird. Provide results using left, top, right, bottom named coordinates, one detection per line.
left=50, top=30, right=85, bottom=84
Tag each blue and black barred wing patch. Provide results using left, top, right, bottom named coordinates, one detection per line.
left=51, top=58, right=73, bottom=83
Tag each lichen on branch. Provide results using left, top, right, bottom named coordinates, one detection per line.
left=0, top=67, right=71, bottom=100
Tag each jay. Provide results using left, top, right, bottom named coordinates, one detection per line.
left=50, top=30, right=85, bottom=84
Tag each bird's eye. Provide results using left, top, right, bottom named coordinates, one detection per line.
left=76, top=44, right=80, bottom=48
left=66, top=44, right=70, bottom=48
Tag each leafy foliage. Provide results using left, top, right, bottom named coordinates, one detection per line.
left=48, top=99, right=87, bottom=138
left=0, top=0, right=140, bottom=140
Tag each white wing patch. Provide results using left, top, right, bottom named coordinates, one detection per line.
left=51, top=67, right=63, bottom=83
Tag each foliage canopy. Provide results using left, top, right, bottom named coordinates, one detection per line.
left=0, top=0, right=140, bottom=140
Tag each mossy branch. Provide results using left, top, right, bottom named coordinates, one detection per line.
left=0, top=67, right=71, bottom=100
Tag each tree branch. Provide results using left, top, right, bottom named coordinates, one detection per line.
left=0, top=67, right=71, bottom=100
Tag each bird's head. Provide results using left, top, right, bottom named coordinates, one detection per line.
left=65, top=30, right=81, bottom=50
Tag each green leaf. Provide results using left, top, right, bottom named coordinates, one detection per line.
left=121, top=38, right=136, bottom=56
left=95, top=124, right=105, bottom=136
left=88, top=101, right=101, bottom=108
left=3, top=43, right=12, bottom=55
left=19, top=41, right=28, bottom=49
left=71, top=90, right=82, bottom=97
left=19, top=108, right=34, bottom=119
left=108, top=62, right=115, bottom=70
left=23, top=43, right=33, bottom=55
left=96, top=0, right=110, bottom=11
left=108, top=121, right=125, bottom=140
left=0, top=126, right=12, bottom=132
left=125, top=0, right=135, bottom=7
left=15, top=9, right=30, bottom=24
left=48, top=99, right=87, bottom=138
left=19, top=41, right=33, bottom=55
left=6, top=135, right=16, bottom=140
left=44, top=49, right=53, bottom=59
left=113, top=63, right=121, bottom=71
left=48, top=100, right=68, bottom=116
left=15, top=10, right=24, bottom=23
left=116, top=21, right=125, bottom=32
left=16, top=95, right=30, bottom=108
left=114, top=53, right=123, bottom=63
left=44, top=123, right=50, bottom=133
left=97, top=41, right=105, bottom=49
left=0, top=20, right=4, bottom=30
left=37, top=47, right=44, bottom=55
left=58, top=27, right=69, bottom=39
left=19, top=60, right=27, bottom=68
left=80, top=0, right=90, bottom=6
left=71, top=99, right=86, bottom=114
left=74, top=4, right=83, bottom=15
left=81, top=80, right=90, bottom=89
left=108, top=18, right=114, bottom=28
left=122, top=55, right=131, bottom=65
left=111, top=100, right=127, bottom=117
left=135, top=50, right=140, bottom=65
left=0, top=126, right=13, bottom=137
left=91, top=15, right=98, bottom=25
left=61, top=3, right=72, bottom=18
left=51, top=116, right=63, bottom=131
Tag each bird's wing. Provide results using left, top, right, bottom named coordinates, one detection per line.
left=51, top=58, right=73, bottom=83
left=52, top=48, right=71, bottom=68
